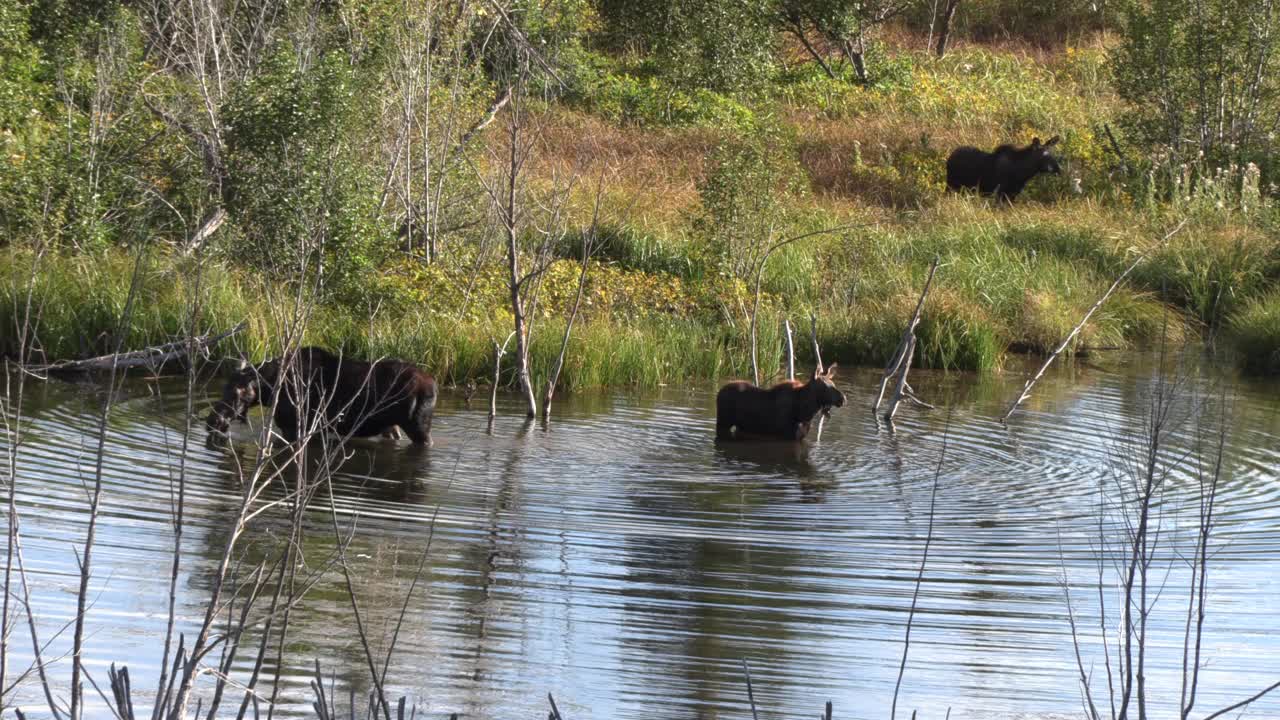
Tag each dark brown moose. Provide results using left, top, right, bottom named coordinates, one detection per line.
left=946, top=135, right=1061, bottom=201
left=206, top=347, right=437, bottom=445
left=716, top=366, right=845, bottom=442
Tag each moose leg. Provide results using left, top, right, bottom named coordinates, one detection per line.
left=382, top=426, right=403, bottom=441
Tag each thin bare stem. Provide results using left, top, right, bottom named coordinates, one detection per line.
left=1002, top=221, right=1187, bottom=423
left=891, top=413, right=950, bottom=720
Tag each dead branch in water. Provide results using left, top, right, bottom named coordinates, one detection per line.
left=809, top=313, right=830, bottom=441
left=875, top=259, right=939, bottom=422
left=810, top=312, right=824, bottom=375
left=543, top=169, right=606, bottom=418
left=1001, top=220, right=1186, bottom=424
left=29, top=322, right=247, bottom=376
left=490, top=331, right=517, bottom=422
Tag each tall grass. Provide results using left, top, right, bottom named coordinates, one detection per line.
left=1229, top=290, right=1280, bottom=375
left=0, top=248, right=801, bottom=387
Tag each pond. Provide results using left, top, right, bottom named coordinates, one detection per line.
left=3, top=352, right=1280, bottom=720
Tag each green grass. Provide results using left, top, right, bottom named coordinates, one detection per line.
left=1229, top=289, right=1280, bottom=375
left=5, top=37, right=1279, bottom=384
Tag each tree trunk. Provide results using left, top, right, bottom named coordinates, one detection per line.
left=503, top=92, right=537, bottom=419
left=785, top=15, right=837, bottom=79
left=935, top=0, right=961, bottom=58
left=845, top=36, right=869, bottom=84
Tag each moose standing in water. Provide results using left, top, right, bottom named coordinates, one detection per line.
left=716, top=366, right=846, bottom=442
left=206, top=347, right=437, bottom=445
left=946, top=136, right=1062, bottom=201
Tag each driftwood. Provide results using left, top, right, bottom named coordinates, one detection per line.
left=874, top=259, right=939, bottom=422
left=31, top=322, right=247, bottom=376
left=1002, top=221, right=1187, bottom=424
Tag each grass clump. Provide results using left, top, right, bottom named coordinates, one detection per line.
left=1228, top=290, right=1280, bottom=375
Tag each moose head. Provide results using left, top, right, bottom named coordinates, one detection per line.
left=205, top=360, right=274, bottom=435
left=1029, top=135, right=1063, bottom=176
left=810, top=364, right=846, bottom=410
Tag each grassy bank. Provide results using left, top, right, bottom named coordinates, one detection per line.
left=1231, top=290, right=1280, bottom=375
left=3, top=24, right=1277, bottom=380
left=9, top=198, right=1272, bottom=389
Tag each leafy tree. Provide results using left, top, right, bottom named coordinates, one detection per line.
left=1114, top=0, right=1280, bottom=174
left=776, top=0, right=915, bottom=84
left=695, top=122, right=806, bottom=284
left=595, top=0, right=777, bottom=92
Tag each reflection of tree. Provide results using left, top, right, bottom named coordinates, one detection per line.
left=616, top=465, right=819, bottom=718
left=713, top=441, right=837, bottom=502
left=456, top=420, right=532, bottom=716
left=184, top=427, right=451, bottom=713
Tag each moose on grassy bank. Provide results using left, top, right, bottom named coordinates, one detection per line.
left=206, top=347, right=437, bottom=445
left=946, top=136, right=1061, bottom=201
left=716, top=366, right=846, bottom=442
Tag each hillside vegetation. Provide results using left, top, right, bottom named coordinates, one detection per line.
left=2, top=0, right=1278, bottom=387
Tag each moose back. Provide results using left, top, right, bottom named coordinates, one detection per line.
left=716, top=368, right=845, bottom=442
left=206, top=347, right=437, bottom=445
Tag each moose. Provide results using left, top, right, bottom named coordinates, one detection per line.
left=946, top=135, right=1062, bottom=201
left=716, top=366, right=846, bottom=442
left=206, top=347, right=438, bottom=445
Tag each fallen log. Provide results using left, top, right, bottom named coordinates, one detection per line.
left=30, top=322, right=247, bottom=376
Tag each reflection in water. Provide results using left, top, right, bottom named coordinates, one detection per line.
left=2, top=354, right=1280, bottom=719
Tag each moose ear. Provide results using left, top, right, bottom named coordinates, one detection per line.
left=1031, top=136, right=1042, bottom=147
left=1045, top=135, right=1061, bottom=147
left=824, top=363, right=838, bottom=378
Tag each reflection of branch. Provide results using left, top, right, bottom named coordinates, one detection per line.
left=741, top=658, right=760, bottom=720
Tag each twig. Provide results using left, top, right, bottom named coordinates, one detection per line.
left=784, top=319, right=796, bottom=381
left=741, top=658, right=760, bottom=720
left=809, top=312, right=824, bottom=375
left=891, top=413, right=949, bottom=720
left=1103, top=124, right=1131, bottom=175
left=750, top=223, right=865, bottom=385
left=1201, top=679, right=1280, bottom=720
left=1001, top=220, right=1186, bottom=424
left=877, top=259, right=939, bottom=421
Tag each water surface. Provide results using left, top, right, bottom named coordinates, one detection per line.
left=4, top=353, right=1280, bottom=719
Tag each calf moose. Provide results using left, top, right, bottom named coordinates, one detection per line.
left=206, top=347, right=437, bottom=445
left=946, top=136, right=1061, bottom=201
left=716, top=366, right=846, bottom=442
